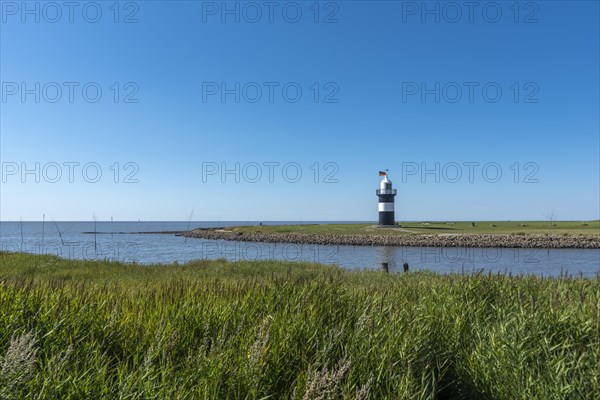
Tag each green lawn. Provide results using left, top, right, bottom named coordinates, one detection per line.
left=0, top=252, right=598, bottom=399
left=229, top=220, right=600, bottom=236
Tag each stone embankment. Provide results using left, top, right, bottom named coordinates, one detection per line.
left=180, top=229, right=600, bottom=249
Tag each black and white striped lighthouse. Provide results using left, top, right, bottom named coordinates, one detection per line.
left=376, top=171, right=397, bottom=226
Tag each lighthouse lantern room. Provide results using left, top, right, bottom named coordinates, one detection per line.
left=376, top=171, right=397, bottom=226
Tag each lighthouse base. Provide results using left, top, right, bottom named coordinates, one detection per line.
left=378, top=212, right=395, bottom=226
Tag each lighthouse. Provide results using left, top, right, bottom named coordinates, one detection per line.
left=376, top=171, right=397, bottom=226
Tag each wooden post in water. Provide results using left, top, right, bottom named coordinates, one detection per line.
left=403, top=262, right=409, bottom=273
left=381, top=262, right=389, bottom=273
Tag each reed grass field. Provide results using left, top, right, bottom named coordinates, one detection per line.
left=0, top=252, right=598, bottom=399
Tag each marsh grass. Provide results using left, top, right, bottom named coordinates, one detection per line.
left=0, top=252, right=598, bottom=399
left=230, top=221, right=600, bottom=236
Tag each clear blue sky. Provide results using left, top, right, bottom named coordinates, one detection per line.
left=1, top=1, right=599, bottom=221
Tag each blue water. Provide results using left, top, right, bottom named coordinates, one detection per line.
left=1, top=222, right=599, bottom=277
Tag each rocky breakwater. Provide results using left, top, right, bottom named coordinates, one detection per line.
left=180, top=229, right=600, bottom=249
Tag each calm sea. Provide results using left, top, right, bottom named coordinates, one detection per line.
left=1, top=221, right=599, bottom=277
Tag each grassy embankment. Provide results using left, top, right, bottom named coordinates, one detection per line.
left=0, top=252, right=598, bottom=399
left=228, top=221, right=600, bottom=236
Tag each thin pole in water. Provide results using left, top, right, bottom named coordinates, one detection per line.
left=19, top=218, right=24, bottom=248
left=93, top=214, right=97, bottom=252
left=53, top=220, right=65, bottom=246
left=184, top=209, right=194, bottom=244
left=160, top=222, right=166, bottom=242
